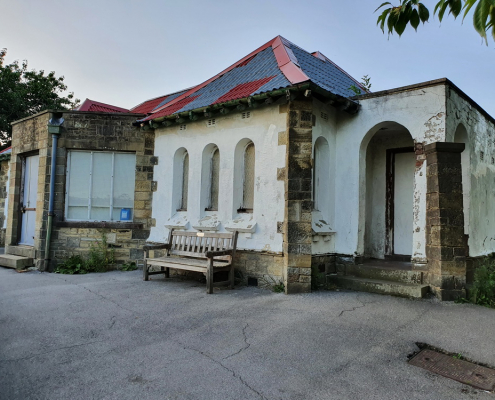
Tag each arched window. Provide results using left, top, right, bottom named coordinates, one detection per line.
left=173, top=148, right=189, bottom=212
left=206, top=148, right=220, bottom=211
left=242, top=142, right=255, bottom=212
left=180, top=152, right=189, bottom=211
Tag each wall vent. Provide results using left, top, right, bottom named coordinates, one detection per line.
left=492, top=156, right=494, bottom=165
left=207, top=119, right=216, bottom=126
left=179, top=124, right=187, bottom=131
left=480, top=151, right=484, bottom=162
left=320, top=112, right=328, bottom=121
left=242, top=111, right=251, bottom=119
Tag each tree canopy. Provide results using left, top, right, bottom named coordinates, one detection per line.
left=0, top=49, right=79, bottom=146
left=376, top=0, right=495, bottom=43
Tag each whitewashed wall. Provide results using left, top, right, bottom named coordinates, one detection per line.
left=332, top=84, right=447, bottom=258
left=149, top=103, right=287, bottom=253
left=446, top=89, right=495, bottom=256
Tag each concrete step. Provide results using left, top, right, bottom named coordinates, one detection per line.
left=0, top=254, right=33, bottom=270
left=328, top=275, right=429, bottom=299
left=346, top=264, right=423, bottom=284
left=6, top=245, right=36, bottom=259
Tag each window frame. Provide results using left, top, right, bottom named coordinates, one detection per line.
left=65, top=150, right=136, bottom=222
left=205, top=147, right=220, bottom=212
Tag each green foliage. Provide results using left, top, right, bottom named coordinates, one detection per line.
left=121, top=262, right=138, bottom=271
left=376, top=0, right=495, bottom=44
left=0, top=49, right=79, bottom=145
left=54, top=233, right=115, bottom=274
left=311, top=265, right=326, bottom=291
left=349, top=85, right=362, bottom=96
left=361, top=75, right=372, bottom=92
left=469, top=255, right=495, bottom=307
left=272, top=282, right=285, bottom=293
left=453, top=353, right=463, bottom=359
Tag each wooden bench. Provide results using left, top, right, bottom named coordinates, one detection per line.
left=143, top=230, right=238, bottom=294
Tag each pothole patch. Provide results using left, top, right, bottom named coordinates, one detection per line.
left=409, top=346, right=495, bottom=391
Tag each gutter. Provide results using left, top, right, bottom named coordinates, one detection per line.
left=43, top=112, right=64, bottom=272
left=134, top=82, right=359, bottom=127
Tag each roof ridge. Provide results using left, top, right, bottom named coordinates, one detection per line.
left=310, top=51, right=366, bottom=92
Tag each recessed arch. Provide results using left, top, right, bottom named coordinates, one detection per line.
left=358, top=122, right=416, bottom=259
left=172, top=147, right=189, bottom=212
left=201, top=144, right=220, bottom=212
left=233, top=138, right=255, bottom=213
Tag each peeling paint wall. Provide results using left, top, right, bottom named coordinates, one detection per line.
left=336, top=84, right=447, bottom=258
left=446, top=89, right=495, bottom=256
left=150, top=102, right=287, bottom=253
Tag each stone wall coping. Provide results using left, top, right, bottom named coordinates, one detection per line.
left=11, top=109, right=145, bottom=126
left=54, top=221, right=144, bottom=229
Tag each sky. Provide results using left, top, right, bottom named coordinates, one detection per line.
left=1, top=0, right=494, bottom=116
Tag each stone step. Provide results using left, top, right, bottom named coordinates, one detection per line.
left=346, top=264, right=423, bottom=284
left=328, top=275, right=429, bottom=299
left=0, top=254, right=33, bottom=270
left=5, top=245, right=36, bottom=259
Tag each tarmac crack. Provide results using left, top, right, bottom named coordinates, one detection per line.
left=337, top=296, right=370, bottom=317
left=0, top=340, right=106, bottom=363
left=51, top=275, right=136, bottom=314
left=223, top=323, right=250, bottom=360
left=178, top=340, right=267, bottom=400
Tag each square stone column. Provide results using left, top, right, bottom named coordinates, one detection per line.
left=282, top=99, right=313, bottom=294
left=425, top=142, right=467, bottom=300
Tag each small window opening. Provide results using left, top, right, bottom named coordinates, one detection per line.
left=178, top=152, right=189, bottom=211
left=206, top=148, right=220, bottom=211
left=238, top=142, right=255, bottom=213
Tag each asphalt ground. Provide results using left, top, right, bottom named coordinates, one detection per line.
left=1, top=267, right=494, bottom=400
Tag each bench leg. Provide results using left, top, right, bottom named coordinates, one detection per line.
left=229, top=266, right=234, bottom=290
left=206, top=258, right=214, bottom=294
left=165, top=267, right=170, bottom=278
left=143, top=259, right=149, bottom=281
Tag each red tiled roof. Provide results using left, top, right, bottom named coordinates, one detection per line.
left=130, top=95, right=169, bottom=114
left=148, top=96, right=200, bottom=119
left=213, top=76, right=276, bottom=104
left=136, top=35, right=363, bottom=123
left=76, top=99, right=130, bottom=113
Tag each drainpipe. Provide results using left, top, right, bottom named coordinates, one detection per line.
left=44, top=113, right=64, bottom=272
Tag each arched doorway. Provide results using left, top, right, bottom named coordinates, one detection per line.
left=362, top=122, right=415, bottom=259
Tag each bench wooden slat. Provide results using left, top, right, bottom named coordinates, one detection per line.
left=143, top=229, right=238, bottom=294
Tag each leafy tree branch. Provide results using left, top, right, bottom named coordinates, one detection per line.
left=376, top=0, right=495, bottom=44
left=0, top=49, right=79, bottom=146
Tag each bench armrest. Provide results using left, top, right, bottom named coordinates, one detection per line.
left=143, top=243, right=170, bottom=257
left=205, top=249, right=233, bottom=258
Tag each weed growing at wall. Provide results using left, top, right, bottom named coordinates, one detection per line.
left=54, top=233, right=115, bottom=274
left=469, top=254, right=495, bottom=308
left=121, top=262, right=137, bottom=271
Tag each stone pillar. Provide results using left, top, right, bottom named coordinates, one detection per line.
left=283, top=99, right=313, bottom=294
left=425, top=142, right=467, bottom=300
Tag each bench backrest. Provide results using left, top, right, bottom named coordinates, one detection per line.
left=168, top=230, right=237, bottom=260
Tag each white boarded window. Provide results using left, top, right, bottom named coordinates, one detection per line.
left=208, top=148, right=220, bottom=211
left=242, top=143, right=255, bottom=211
left=180, top=152, right=189, bottom=211
left=66, top=151, right=135, bottom=221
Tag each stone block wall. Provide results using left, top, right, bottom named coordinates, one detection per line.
left=282, top=99, right=314, bottom=293
left=9, top=110, right=154, bottom=270
left=425, top=142, right=467, bottom=300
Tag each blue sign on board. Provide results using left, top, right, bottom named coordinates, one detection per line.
left=120, top=208, right=132, bottom=221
